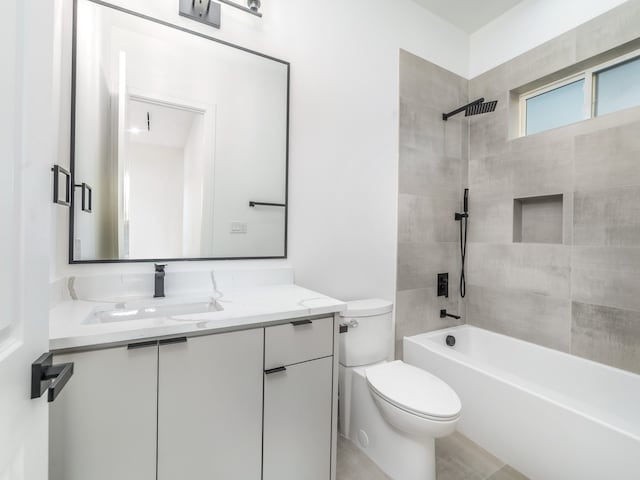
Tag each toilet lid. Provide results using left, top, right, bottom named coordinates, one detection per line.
left=366, top=361, right=461, bottom=420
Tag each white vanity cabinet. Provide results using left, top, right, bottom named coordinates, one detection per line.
left=157, top=329, right=264, bottom=480
left=50, top=316, right=338, bottom=480
left=49, top=344, right=158, bottom=480
left=263, top=317, right=335, bottom=480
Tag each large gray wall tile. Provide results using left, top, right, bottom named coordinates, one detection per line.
left=466, top=285, right=572, bottom=352
left=469, top=64, right=511, bottom=108
left=468, top=244, right=571, bottom=298
left=507, top=30, right=577, bottom=89
left=467, top=192, right=514, bottom=244
left=562, top=193, right=574, bottom=245
left=399, top=100, right=447, bottom=157
left=398, top=193, right=460, bottom=243
left=469, top=109, right=510, bottom=158
left=571, top=302, right=640, bottom=374
left=510, top=138, right=573, bottom=198
left=575, top=1, right=640, bottom=62
left=397, top=241, right=458, bottom=291
left=468, top=152, right=513, bottom=195
left=572, top=246, right=640, bottom=312
left=398, top=150, right=462, bottom=196
left=574, top=120, right=640, bottom=191
left=574, top=186, right=640, bottom=247
left=400, top=50, right=468, bottom=108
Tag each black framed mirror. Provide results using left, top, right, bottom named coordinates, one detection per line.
left=70, top=0, right=289, bottom=263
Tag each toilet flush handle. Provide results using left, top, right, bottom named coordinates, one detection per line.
left=339, top=319, right=359, bottom=334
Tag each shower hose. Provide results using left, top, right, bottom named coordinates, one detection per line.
left=459, top=215, right=468, bottom=298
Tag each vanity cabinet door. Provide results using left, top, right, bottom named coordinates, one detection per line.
left=157, top=329, right=263, bottom=480
left=263, top=356, right=334, bottom=480
left=49, top=345, right=158, bottom=480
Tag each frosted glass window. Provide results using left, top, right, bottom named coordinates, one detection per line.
left=595, top=56, right=640, bottom=116
left=525, top=79, right=585, bottom=135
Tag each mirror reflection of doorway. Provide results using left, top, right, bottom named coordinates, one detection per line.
left=123, top=97, right=212, bottom=259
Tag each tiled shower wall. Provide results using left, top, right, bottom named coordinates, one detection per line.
left=395, top=51, right=468, bottom=359
left=465, top=1, right=640, bottom=374
left=397, top=2, right=640, bottom=374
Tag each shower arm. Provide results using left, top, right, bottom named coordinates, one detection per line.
left=442, top=98, right=484, bottom=121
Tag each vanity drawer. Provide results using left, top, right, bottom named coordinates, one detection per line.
left=265, top=317, right=334, bottom=369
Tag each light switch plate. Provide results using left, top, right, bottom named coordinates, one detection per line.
left=231, top=222, right=248, bottom=234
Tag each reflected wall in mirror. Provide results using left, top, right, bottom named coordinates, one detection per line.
left=71, top=0, right=289, bottom=262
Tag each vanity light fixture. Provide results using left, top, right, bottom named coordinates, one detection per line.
left=247, top=0, right=261, bottom=13
left=179, top=0, right=262, bottom=29
left=217, top=0, right=262, bottom=17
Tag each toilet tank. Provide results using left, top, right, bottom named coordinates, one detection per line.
left=339, top=299, right=394, bottom=367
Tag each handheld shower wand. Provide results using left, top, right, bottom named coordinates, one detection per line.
left=455, top=189, right=469, bottom=298
left=455, top=189, right=469, bottom=220
left=464, top=188, right=469, bottom=215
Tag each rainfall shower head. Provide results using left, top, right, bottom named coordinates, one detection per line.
left=465, top=99, right=498, bottom=117
left=443, top=98, right=498, bottom=121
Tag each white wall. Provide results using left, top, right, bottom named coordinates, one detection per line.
left=470, top=0, right=630, bottom=77
left=52, top=0, right=470, bottom=306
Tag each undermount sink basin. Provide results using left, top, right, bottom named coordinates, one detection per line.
left=83, top=297, right=224, bottom=325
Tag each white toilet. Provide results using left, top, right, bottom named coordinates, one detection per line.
left=338, top=299, right=461, bottom=480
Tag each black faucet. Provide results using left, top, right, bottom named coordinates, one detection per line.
left=154, top=264, right=167, bottom=298
left=440, top=309, right=461, bottom=320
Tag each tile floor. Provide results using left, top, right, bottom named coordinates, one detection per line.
left=336, top=432, right=528, bottom=480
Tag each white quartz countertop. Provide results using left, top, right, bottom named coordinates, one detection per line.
left=50, top=284, right=346, bottom=352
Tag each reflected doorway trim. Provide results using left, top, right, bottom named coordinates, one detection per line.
left=119, top=89, right=216, bottom=260
left=69, top=0, right=290, bottom=264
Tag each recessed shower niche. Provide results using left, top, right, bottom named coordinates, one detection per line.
left=513, top=194, right=564, bottom=244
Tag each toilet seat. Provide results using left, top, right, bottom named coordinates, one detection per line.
left=366, top=361, right=461, bottom=421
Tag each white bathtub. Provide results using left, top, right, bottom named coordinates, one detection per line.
left=404, top=325, right=640, bottom=480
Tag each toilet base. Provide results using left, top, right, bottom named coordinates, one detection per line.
left=339, top=365, right=437, bottom=480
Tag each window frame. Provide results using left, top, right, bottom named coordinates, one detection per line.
left=519, top=48, right=640, bottom=136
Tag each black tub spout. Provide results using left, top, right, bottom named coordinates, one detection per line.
left=440, top=309, right=461, bottom=320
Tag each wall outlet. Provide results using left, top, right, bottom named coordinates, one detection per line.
left=230, top=222, right=248, bottom=234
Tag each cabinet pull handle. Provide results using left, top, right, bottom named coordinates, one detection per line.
left=159, top=337, right=188, bottom=346
left=290, top=319, right=312, bottom=326
left=127, top=340, right=158, bottom=350
left=265, top=366, right=287, bottom=375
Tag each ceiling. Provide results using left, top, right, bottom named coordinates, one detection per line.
left=412, top=0, right=525, bottom=33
